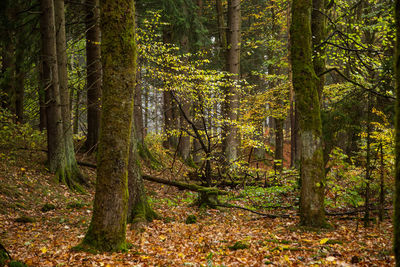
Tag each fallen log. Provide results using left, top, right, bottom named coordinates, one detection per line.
left=142, top=174, right=228, bottom=208
left=142, top=175, right=228, bottom=195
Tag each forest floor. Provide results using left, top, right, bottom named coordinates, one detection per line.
left=0, top=148, right=395, bottom=266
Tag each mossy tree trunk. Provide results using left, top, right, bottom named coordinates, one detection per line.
left=134, top=68, right=144, bottom=143
left=85, top=0, right=102, bottom=152
left=393, top=0, right=400, bottom=263
left=311, top=0, right=326, bottom=99
left=127, top=122, right=158, bottom=226
left=81, top=0, right=136, bottom=252
left=290, top=0, right=326, bottom=228
left=55, top=0, right=86, bottom=189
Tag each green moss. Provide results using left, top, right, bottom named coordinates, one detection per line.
left=15, top=216, right=35, bottom=223
left=66, top=201, right=87, bottom=209
left=0, top=249, right=10, bottom=267
left=41, top=203, right=56, bottom=212
left=228, top=241, right=249, bottom=250
left=9, top=261, right=28, bottom=267
left=185, top=214, right=197, bottom=224
left=129, top=197, right=159, bottom=225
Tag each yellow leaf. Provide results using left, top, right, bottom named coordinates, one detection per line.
left=159, top=235, right=167, bottom=241
left=284, top=255, right=290, bottom=262
left=20, top=168, right=26, bottom=171
left=178, top=252, right=185, bottom=258
left=40, top=247, right=47, bottom=253
left=320, top=238, right=329, bottom=245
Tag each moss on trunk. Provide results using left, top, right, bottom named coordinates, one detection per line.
left=290, top=0, right=326, bottom=228
left=127, top=123, right=158, bottom=226
left=79, top=0, right=136, bottom=252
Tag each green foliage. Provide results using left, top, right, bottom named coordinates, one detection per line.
left=325, top=147, right=365, bottom=209
left=0, top=108, right=45, bottom=150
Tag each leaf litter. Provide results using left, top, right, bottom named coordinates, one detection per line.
left=0, top=149, right=395, bottom=266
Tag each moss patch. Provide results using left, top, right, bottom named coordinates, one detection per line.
left=185, top=214, right=197, bottom=224
left=41, top=203, right=56, bottom=212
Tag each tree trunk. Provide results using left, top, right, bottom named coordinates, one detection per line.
left=55, top=0, right=86, bottom=188
left=73, top=88, right=80, bottom=134
left=39, top=0, right=67, bottom=178
left=363, top=93, right=372, bottom=227
left=1, top=28, right=15, bottom=114
left=143, top=85, right=149, bottom=136
left=163, top=90, right=179, bottom=149
left=394, top=0, right=400, bottom=263
left=290, top=0, right=326, bottom=227
left=14, top=42, right=24, bottom=124
left=134, top=68, right=144, bottom=143
left=222, top=0, right=240, bottom=164
left=216, top=0, right=227, bottom=59
left=178, top=96, right=191, bottom=161
left=81, top=0, right=136, bottom=252
left=85, top=0, right=102, bottom=152
left=274, top=118, right=284, bottom=172
left=127, top=117, right=157, bottom=225
left=311, top=0, right=326, bottom=100
left=379, top=143, right=385, bottom=222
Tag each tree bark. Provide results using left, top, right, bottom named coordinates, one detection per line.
left=311, top=0, right=326, bottom=99
left=163, top=90, right=179, bottom=149
left=55, top=0, right=86, bottom=187
left=14, top=41, right=24, bottom=124
left=134, top=68, right=144, bottom=143
left=85, top=0, right=102, bottom=152
left=39, top=0, right=67, bottom=177
left=1, top=26, right=15, bottom=114
left=127, top=117, right=157, bottom=225
left=290, top=0, right=326, bottom=227
left=394, top=0, right=400, bottom=262
left=81, top=0, right=136, bottom=252
left=274, top=118, right=284, bottom=172
left=222, top=0, right=240, bottom=164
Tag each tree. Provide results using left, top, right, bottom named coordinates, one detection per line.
left=127, top=119, right=158, bottom=225
left=290, top=0, right=326, bottom=227
left=85, top=0, right=102, bottom=152
left=222, top=0, right=241, bottom=165
left=80, top=0, right=136, bottom=251
left=39, top=0, right=69, bottom=184
left=394, top=0, right=400, bottom=263
left=55, top=0, right=86, bottom=188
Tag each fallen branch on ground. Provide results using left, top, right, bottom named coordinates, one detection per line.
left=215, top=203, right=292, bottom=219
